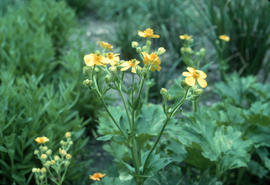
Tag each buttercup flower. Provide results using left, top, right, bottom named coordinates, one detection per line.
left=89, top=172, right=106, bottom=181
left=142, top=52, right=161, bottom=71
left=104, top=53, right=120, bottom=66
left=120, top=59, right=140, bottom=73
left=182, top=67, right=207, bottom=88
left=35, top=137, right=49, bottom=144
left=99, top=41, right=113, bottom=50
left=84, top=53, right=105, bottom=67
left=179, top=34, right=193, bottom=41
left=138, top=28, right=160, bottom=39
left=219, top=35, right=230, bottom=42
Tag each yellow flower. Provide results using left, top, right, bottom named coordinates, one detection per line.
left=89, top=173, right=106, bottom=181
left=138, top=28, right=160, bottom=39
left=84, top=53, right=105, bottom=67
left=142, top=52, right=161, bottom=71
left=104, top=53, right=120, bottom=66
left=182, top=67, right=207, bottom=88
left=59, top=148, right=67, bottom=156
left=99, top=41, right=113, bottom=51
left=35, top=137, right=49, bottom=144
left=179, top=34, right=192, bottom=41
left=120, top=59, right=140, bottom=73
left=219, top=35, right=230, bottom=42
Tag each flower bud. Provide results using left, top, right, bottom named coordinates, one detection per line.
left=160, top=88, right=168, bottom=96
left=83, top=79, right=92, bottom=86
left=181, top=80, right=189, bottom=89
left=44, top=161, right=51, bottom=167
left=194, top=88, right=203, bottom=96
left=146, top=40, right=151, bottom=47
left=64, top=161, right=70, bottom=167
left=199, top=48, right=205, bottom=56
left=39, top=175, right=44, bottom=180
left=66, top=154, right=72, bottom=160
left=142, top=46, right=147, bottom=51
left=51, top=160, right=55, bottom=165
left=59, top=148, right=67, bottom=156
left=157, top=47, right=166, bottom=55
left=109, top=66, right=117, bottom=72
left=65, top=132, right=71, bottom=138
left=60, top=140, right=65, bottom=145
left=42, top=146, right=48, bottom=152
left=54, top=155, right=60, bottom=161
left=94, top=68, right=100, bottom=73
left=131, top=41, right=139, bottom=48
left=83, top=66, right=91, bottom=74
left=32, top=168, right=37, bottom=173
left=105, top=74, right=112, bottom=84
left=34, top=150, right=39, bottom=155
left=41, top=154, right=47, bottom=159
left=46, top=149, right=52, bottom=155
left=41, top=168, right=46, bottom=173
left=37, top=168, right=41, bottom=173
left=136, top=47, right=142, bottom=53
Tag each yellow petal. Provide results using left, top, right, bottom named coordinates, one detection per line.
left=138, top=31, right=145, bottom=37
left=121, top=66, right=130, bottom=71
left=131, top=67, right=136, bottom=73
left=182, top=72, right=192, bottom=77
left=197, top=78, right=207, bottom=88
left=197, top=70, right=207, bottom=79
left=187, top=67, right=195, bottom=73
left=185, top=77, right=196, bottom=86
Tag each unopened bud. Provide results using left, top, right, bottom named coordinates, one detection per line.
left=65, top=132, right=71, bottom=138
left=194, top=88, right=203, bottom=96
left=83, top=66, right=91, bottom=74
left=69, top=141, right=73, bottom=145
left=41, top=168, right=46, bottom=173
left=44, top=161, right=51, bottom=167
left=160, top=88, right=168, bottom=96
left=46, top=149, right=52, bottom=155
left=105, top=74, right=112, bottom=84
left=41, top=154, right=47, bottom=159
left=66, top=154, right=72, bottom=160
left=142, top=46, right=147, bottom=52
left=94, top=68, right=100, bottom=73
left=157, top=47, right=166, bottom=55
left=59, top=148, right=67, bottom=156
left=181, top=80, right=189, bottom=89
left=131, top=41, right=139, bottom=48
left=32, top=168, right=37, bottom=173
left=109, top=66, right=117, bottom=72
left=34, top=150, right=39, bottom=155
left=199, top=48, right=205, bottom=56
left=42, top=146, right=48, bottom=152
left=136, top=47, right=142, bottom=53
left=39, top=175, right=44, bottom=180
left=64, top=161, right=70, bottom=167
left=51, top=160, right=55, bottom=165
left=54, top=155, right=60, bottom=161
left=146, top=40, right=151, bottom=47
left=83, top=79, right=92, bottom=86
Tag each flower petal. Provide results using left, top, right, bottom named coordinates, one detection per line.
left=187, top=67, right=195, bottom=73
left=197, top=78, right=207, bottom=88
left=131, top=67, right=136, bottom=73
left=197, top=70, right=207, bottom=79
left=182, top=72, right=192, bottom=77
left=185, top=77, right=196, bottom=86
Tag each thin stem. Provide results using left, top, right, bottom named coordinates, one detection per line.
left=115, top=82, right=132, bottom=130
left=93, top=76, right=126, bottom=138
left=142, top=88, right=189, bottom=174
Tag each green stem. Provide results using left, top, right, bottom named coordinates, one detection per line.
left=142, top=88, right=189, bottom=174
left=192, top=99, right=197, bottom=113
left=115, top=82, right=132, bottom=130
left=93, top=76, right=126, bottom=138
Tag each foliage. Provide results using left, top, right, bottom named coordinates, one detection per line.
left=191, top=0, right=270, bottom=79
left=0, top=72, right=89, bottom=185
left=166, top=74, right=270, bottom=184
left=0, top=0, right=76, bottom=77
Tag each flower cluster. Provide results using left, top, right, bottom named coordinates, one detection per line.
left=32, top=132, right=73, bottom=185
